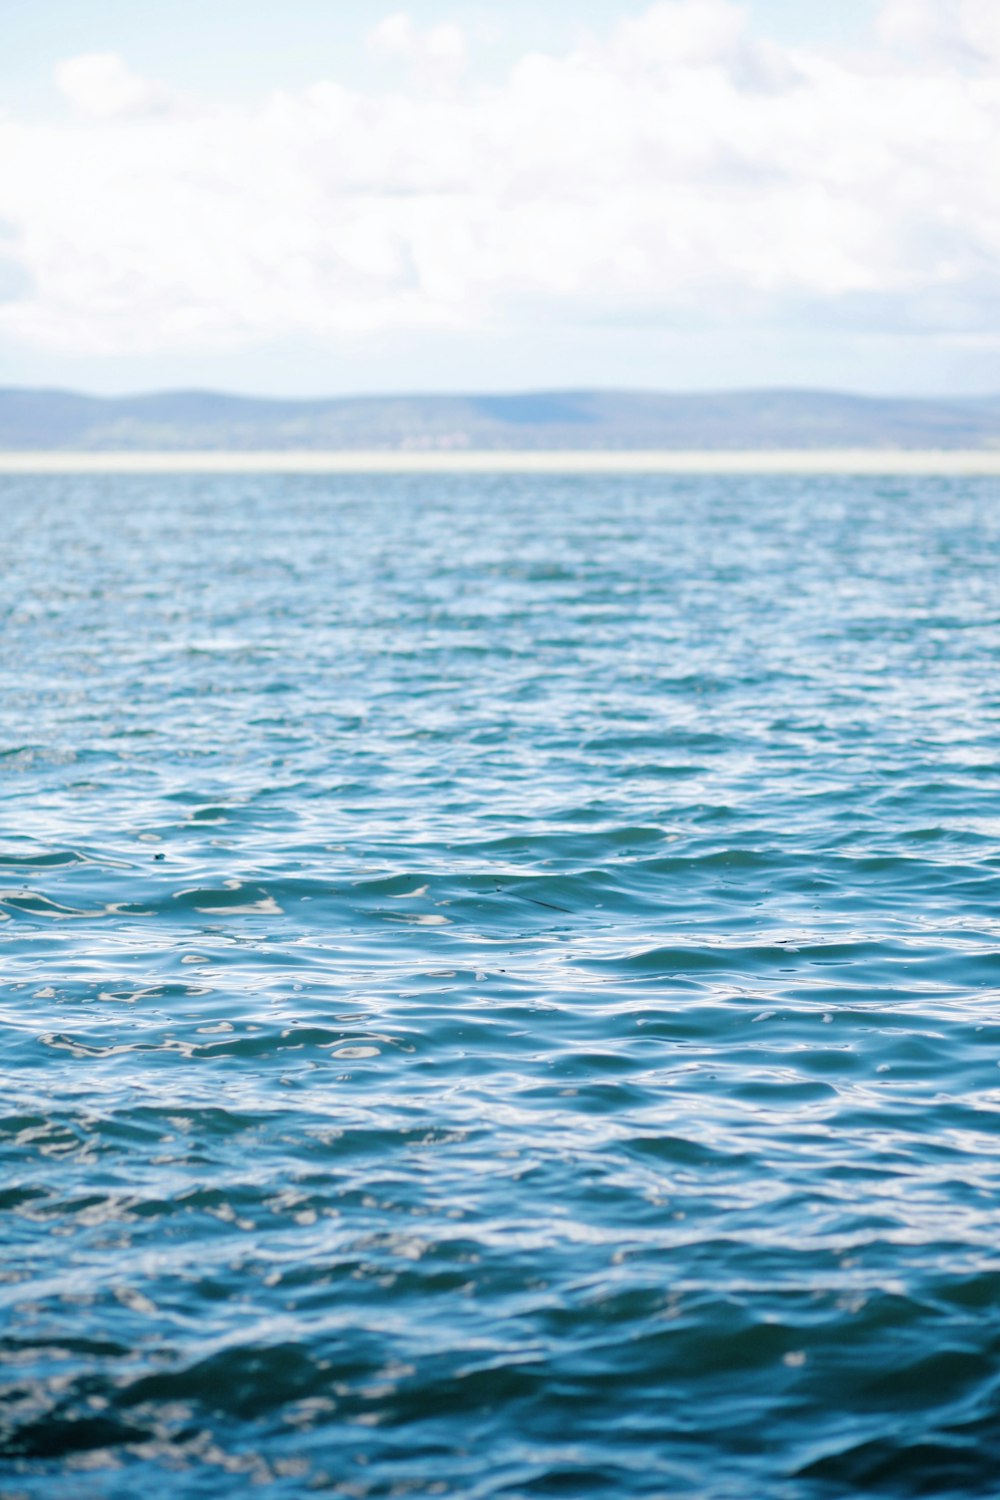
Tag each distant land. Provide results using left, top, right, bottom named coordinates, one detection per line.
left=2, top=387, right=1000, bottom=452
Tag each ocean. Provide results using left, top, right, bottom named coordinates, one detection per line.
left=3, top=470, right=1000, bottom=1498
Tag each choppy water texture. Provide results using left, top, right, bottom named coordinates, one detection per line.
left=3, top=473, right=1000, bottom=1498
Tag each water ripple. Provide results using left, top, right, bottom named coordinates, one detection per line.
left=2, top=473, right=1000, bottom=1497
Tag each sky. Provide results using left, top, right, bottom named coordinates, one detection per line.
left=0, top=0, right=998, bottom=397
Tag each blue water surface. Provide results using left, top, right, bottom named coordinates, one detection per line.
left=3, top=472, right=1000, bottom=1498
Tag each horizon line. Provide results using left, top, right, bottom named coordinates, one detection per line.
left=2, top=384, right=1000, bottom=404
left=1, top=450, right=999, bottom=476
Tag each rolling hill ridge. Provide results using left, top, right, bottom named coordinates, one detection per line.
left=1, top=387, right=998, bottom=450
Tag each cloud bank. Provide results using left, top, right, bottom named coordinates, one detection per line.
left=0, top=0, right=997, bottom=361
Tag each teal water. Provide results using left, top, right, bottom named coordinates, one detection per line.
left=3, top=473, right=1000, bottom=1498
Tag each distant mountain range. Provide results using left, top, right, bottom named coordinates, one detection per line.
left=1, top=387, right=999, bottom=450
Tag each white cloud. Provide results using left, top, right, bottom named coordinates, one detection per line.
left=0, top=1, right=998, bottom=357
left=369, top=12, right=466, bottom=64
left=368, top=13, right=467, bottom=83
left=611, top=0, right=749, bottom=68
left=54, top=52, right=174, bottom=120
left=878, top=0, right=1000, bottom=62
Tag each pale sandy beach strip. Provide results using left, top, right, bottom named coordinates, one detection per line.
left=0, top=449, right=999, bottom=475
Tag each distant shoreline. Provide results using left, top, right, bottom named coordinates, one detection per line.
left=0, top=450, right=998, bottom=475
